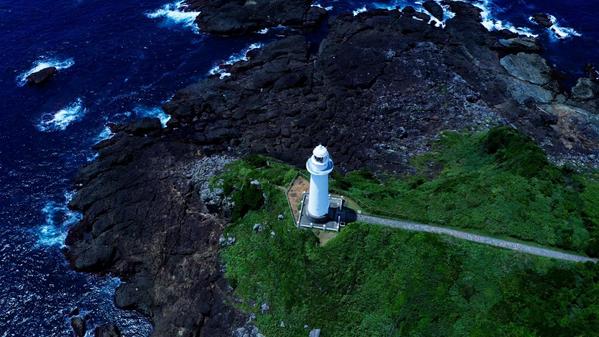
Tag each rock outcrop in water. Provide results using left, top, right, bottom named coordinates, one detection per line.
left=26, top=66, right=57, bottom=85
left=67, top=3, right=599, bottom=337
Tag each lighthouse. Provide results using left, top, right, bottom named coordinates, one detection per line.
left=306, top=145, right=334, bottom=220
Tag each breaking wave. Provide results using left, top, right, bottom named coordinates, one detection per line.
left=472, top=0, right=537, bottom=38
left=352, top=6, right=367, bottom=16
left=16, top=56, right=74, bottom=87
left=528, top=14, right=582, bottom=40
left=37, top=98, right=87, bottom=132
left=36, top=192, right=81, bottom=247
left=146, top=0, right=200, bottom=33
left=95, top=126, right=114, bottom=143
left=208, top=43, right=263, bottom=79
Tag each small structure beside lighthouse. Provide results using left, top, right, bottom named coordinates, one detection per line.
left=297, top=145, right=346, bottom=231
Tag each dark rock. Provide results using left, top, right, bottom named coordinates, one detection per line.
left=530, top=12, right=553, bottom=28
left=69, top=307, right=80, bottom=317
left=585, top=64, right=599, bottom=82
left=495, top=37, right=541, bottom=53
left=94, top=324, right=121, bottom=337
left=126, top=117, right=163, bottom=135
left=70, top=316, right=86, bottom=337
left=402, top=6, right=416, bottom=15
left=66, top=134, right=245, bottom=337
left=423, top=0, right=444, bottom=21
left=189, top=0, right=324, bottom=36
left=26, top=66, right=57, bottom=85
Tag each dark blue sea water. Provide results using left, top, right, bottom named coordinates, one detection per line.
left=0, top=0, right=596, bottom=336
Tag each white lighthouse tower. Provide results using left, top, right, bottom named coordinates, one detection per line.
left=306, top=145, right=334, bottom=220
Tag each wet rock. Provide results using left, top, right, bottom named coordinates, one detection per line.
left=70, top=316, right=86, bottom=337
left=530, top=13, right=553, bottom=28
left=94, top=324, right=121, bottom=337
left=26, top=66, right=57, bottom=85
left=423, top=0, right=444, bottom=21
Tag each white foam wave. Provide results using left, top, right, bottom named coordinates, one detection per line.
left=146, top=0, right=200, bottom=33
left=16, top=57, right=74, bottom=87
left=208, top=43, right=264, bottom=79
left=36, top=192, right=81, bottom=247
left=528, top=14, right=581, bottom=40
left=471, top=0, right=537, bottom=38
left=352, top=6, right=367, bottom=16
left=133, top=106, right=171, bottom=127
left=37, top=98, right=86, bottom=132
left=366, top=1, right=454, bottom=28
left=95, top=126, right=114, bottom=143
left=312, top=3, right=333, bottom=11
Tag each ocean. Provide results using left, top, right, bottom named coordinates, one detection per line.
left=0, top=0, right=596, bottom=335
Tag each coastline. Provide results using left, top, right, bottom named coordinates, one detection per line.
left=65, top=2, right=599, bottom=337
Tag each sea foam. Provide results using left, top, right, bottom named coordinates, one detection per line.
left=37, top=98, right=87, bottom=132
left=133, top=106, right=171, bottom=127
left=352, top=6, right=367, bottom=16
left=16, top=57, right=74, bottom=87
left=36, top=192, right=81, bottom=247
left=208, top=43, right=264, bottom=79
left=146, top=0, right=201, bottom=33
left=529, top=14, right=582, bottom=40
left=473, top=0, right=537, bottom=38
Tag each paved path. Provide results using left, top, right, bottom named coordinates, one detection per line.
left=357, top=214, right=598, bottom=263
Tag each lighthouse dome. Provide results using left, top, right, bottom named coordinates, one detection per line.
left=313, top=144, right=329, bottom=160
left=307, top=145, right=333, bottom=175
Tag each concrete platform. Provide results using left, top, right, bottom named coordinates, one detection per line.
left=297, top=193, right=346, bottom=231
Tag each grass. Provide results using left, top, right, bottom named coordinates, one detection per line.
left=332, top=127, right=599, bottom=256
left=214, top=127, right=599, bottom=337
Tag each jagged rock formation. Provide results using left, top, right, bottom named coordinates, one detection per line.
left=66, top=3, right=599, bottom=337
left=187, top=0, right=327, bottom=35
left=165, top=3, right=598, bottom=170
left=26, top=66, right=57, bottom=85
left=66, top=121, right=244, bottom=337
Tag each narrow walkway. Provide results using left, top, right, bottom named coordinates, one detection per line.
left=357, top=214, right=598, bottom=263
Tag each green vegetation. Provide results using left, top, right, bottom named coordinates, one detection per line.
left=215, top=127, right=599, bottom=337
left=333, top=127, right=599, bottom=256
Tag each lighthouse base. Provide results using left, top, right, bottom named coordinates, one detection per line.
left=297, top=193, right=346, bottom=232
